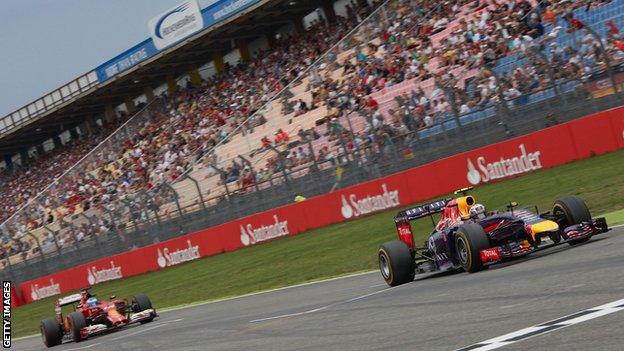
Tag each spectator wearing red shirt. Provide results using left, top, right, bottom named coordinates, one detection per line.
left=274, top=129, right=290, bottom=145
left=366, top=96, right=379, bottom=110
left=261, top=136, right=272, bottom=148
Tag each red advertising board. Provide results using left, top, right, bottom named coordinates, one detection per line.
left=10, top=285, right=22, bottom=308
left=18, top=107, right=624, bottom=304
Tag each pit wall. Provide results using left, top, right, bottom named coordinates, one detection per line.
left=17, top=107, right=624, bottom=305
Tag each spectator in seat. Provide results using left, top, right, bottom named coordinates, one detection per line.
left=293, top=99, right=309, bottom=117
left=239, top=167, right=255, bottom=191
left=261, top=136, right=272, bottom=149
left=274, top=129, right=290, bottom=145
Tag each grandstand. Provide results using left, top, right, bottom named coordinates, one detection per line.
left=2, top=0, right=624, bottom=286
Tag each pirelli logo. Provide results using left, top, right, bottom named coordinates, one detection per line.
left=2, top=281, right=10, bottom=348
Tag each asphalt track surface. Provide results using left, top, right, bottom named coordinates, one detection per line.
left=14, top=226, right=624, bottom=351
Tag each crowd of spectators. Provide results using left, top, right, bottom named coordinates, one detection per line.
left=2, top=0, right=623, bottom=263
left=300, top=0, right=623, bottom=149
left=0, top=0, right=384, bottom=257
left=0, top=118, right=129, bottom=223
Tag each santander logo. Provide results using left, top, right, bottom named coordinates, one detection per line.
left=466, top=144, right=542, bottom=185
left=340, top=184, right=400, bottom=219
left=31, top=279, right=61, bottom=301
left=156, top=240, right=200, bottom=268
left=240, top=215, right=289, bottom=246
left=87, top=261, right=123, bottom=285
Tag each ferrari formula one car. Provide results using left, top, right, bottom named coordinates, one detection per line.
left=378, top=187, right=610, bottom=286
left=40, top=288, right=157, bottom=347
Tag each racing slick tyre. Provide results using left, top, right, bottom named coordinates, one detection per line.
left=378, top=240, right=415, bottom=286
left=553, top=196, right=591, bottom=245
left=67, top=311, right=87, bottom=342
left=40, top=317, right=63, bottom=347
left=455, top=223, right=490, bottom=273
left=133, top=293, right=155, bottom=324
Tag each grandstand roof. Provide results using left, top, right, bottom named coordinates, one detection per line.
left=0, top=0, right=324, bottom=155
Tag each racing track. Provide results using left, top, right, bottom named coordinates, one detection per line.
left=14, top=226, right=624, bottom=351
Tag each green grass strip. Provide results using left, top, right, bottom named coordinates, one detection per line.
left=602, top=209, right=624, bottom=226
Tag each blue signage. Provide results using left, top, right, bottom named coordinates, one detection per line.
left=201, top=0, right=259, bottom=28
left=95, top=40, right=158, bottom=82
left=95, top=0, right=261, bottom=83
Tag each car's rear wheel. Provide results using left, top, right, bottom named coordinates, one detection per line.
left=553, top=196, right=592, bottom=245
left=40, top=317, right=63, bottom=347
left=455, top=223, right=490, bottom=273
left=378, top=240, right=415, bottom=287
left=132, top=294, right=155, bottom=324
left=67, top=311, right=87, bottom=342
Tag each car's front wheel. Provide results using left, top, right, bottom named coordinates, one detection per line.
left=66, top=311, right=87, bottom=342
left=553, top=196, right=592, bottom=245
left=40, top=317, right=63, bottom=347
left=132, top=294, right=155, bottom=324
left=455, top=223, right=490, bottom=273
left=378, top=240, right=415, bottom=287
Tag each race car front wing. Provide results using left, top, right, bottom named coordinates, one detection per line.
left=79, top=309, right=157, bottom=339
left=480, top=218, right=609, bottom=264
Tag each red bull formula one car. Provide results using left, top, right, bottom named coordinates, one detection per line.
left=378, top=187, right=610, bottom=286
left=40, top=288, right=157, bottom=347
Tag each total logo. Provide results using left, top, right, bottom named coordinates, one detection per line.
left=240, top=215, right=289, bottom=246
left=466, top=144, right=542, bottom=185
left=30, top=279, right=61, bottom=301
left=87, top=261, right=123, bottom=286
left=341, top=184, right=400, bottom=219
left=156, top=240, right=201, bottom=268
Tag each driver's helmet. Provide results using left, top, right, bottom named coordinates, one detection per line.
left=469, top=203, right=486, bottom=219
left=86, top=297, right=98, bottom=308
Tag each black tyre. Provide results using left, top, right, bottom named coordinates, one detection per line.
left=553, top=196, right=592, bottom=245
left=455, top=223, right=490, bottom=273
left=378, top=240, right=415, bottom=286
left=66, top=311, right=87, bottom=342
left=132, top=294, right=155, bottom=323
left=40, top=317, right=63, bottom=347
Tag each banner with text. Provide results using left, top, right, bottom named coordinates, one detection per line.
left=96, top=0, right=260, bottom=82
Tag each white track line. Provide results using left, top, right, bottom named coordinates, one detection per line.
left=250, top=286, right=398, bottom=323
left=62, top=343, right=101, bottom=351
left=109, top=319, right=178, bottom=341
left=157, top=270, right=378, bottom=313
left=249, top=306, right=331, bottom=323
left=455, top=298, right=624, bottom=351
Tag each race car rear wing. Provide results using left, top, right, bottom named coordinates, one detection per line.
left=395, top=198, right=450, bottom=222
